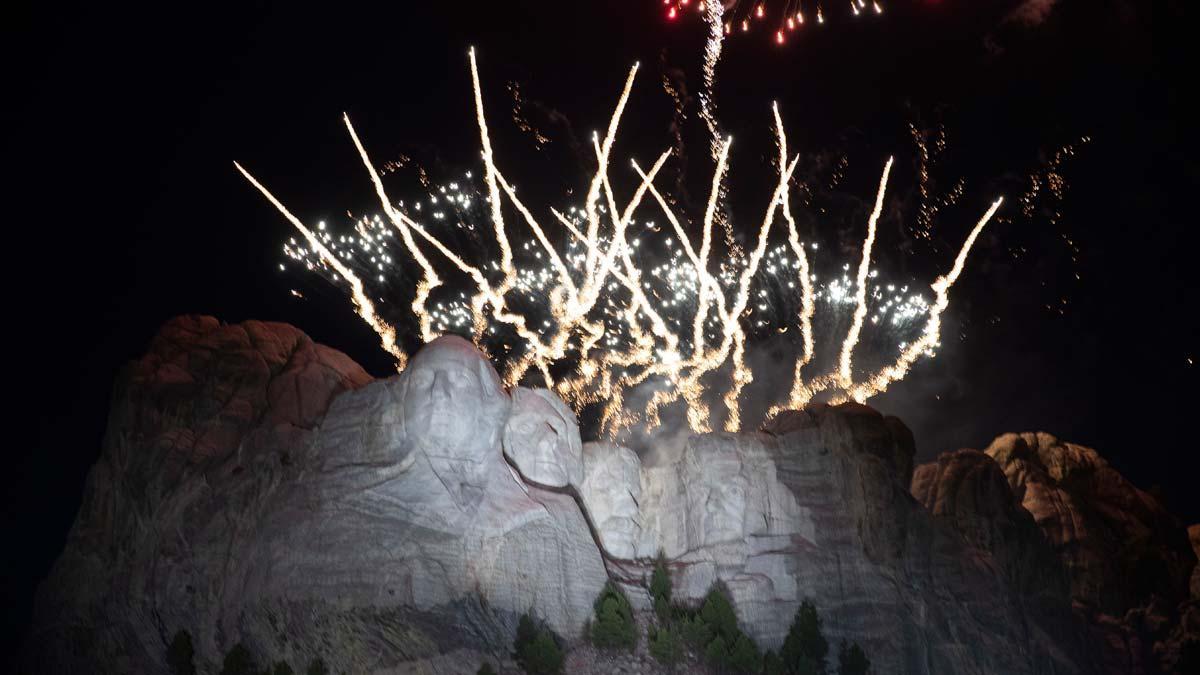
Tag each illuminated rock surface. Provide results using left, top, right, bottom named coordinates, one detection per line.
left=27, top=319, right=605, bottom=675
left=26, top=317, right=1199, bottom=674
left=579, top=441, right=644, bottom=559
left=502, top=386, right=583, bottom=488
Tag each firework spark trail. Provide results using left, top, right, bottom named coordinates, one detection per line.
left=637, top=137, right=799, bottom=433
left=842, top=197, right=1004, bottom=403
left=772, top=102, right=817, bottom=408
left=692, top=136, right=733, bottom=360
left=667, top=1, right=886, bottom=45
left=838, top=157, right=894, bottom=387
left=233, top=161, right=407, bottom=368
left=699, top=0, right=725, bottom=162
left=581, top=65, right=640, bottom=288
left=248, top=49, right=1004, bottom=437
left=344, top=115, right=443, bottom=344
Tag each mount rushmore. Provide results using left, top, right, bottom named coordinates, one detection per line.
left=24, top=317, right=1199, bottom=673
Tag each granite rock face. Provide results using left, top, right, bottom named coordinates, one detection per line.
left=29, top=317, right=1196, bottom=674
left=910, top=448, right=1069, bottom=604
left=502, top=387, right=584, bottom=488
left=27, top=319, right=606, bottom=675
left=592, top=403, right=1098, bottom=674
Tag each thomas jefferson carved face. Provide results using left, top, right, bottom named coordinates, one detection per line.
left=398, top=335, right=510, bottom=505
left=684, top=440, right=748, bottom=548
left=503, top=388, right=583, bottom=488
left=580, top=442, right=644, bottom=559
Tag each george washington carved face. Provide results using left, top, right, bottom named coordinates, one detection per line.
left=397, top=335, right=510, bottom=506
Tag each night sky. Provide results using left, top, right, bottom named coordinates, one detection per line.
left=5, top=0, right=1196, bottom=659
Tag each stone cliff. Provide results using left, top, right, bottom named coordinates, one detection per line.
left=913, top=433, right=1199, bottom=673
left=25, top=317, right=1199, bottom=674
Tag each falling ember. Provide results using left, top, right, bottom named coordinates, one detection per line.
left=240, top=51, right=1002, bottom=436
left=662, top=0, right=884, bottom=45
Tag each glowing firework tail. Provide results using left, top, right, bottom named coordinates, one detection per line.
left=838, top=156, right=893, bottom=387
left=241, top=50, right=1002, bottom=436
left=233, top=162, right=408, bottom=369
left=664, top=1, right=886, bottom=45
left=841, top=197, right=1004, bottom=403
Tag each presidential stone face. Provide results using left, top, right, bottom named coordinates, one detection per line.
left=397, top=335, right=510, bottom=505
left=503, top=387, right=584, bottom=488
left=579, top=442, right=644, bottom=559
left=683, top=438, right=748, bottom=548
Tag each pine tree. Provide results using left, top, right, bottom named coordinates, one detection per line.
left=219, top=643, right=258, bottom=675
left=514, top=613, right=564, bottom=675
left=649, top=553, right=672, bottom=622
left=782, top=600, right=828, bottom=673
left=648, top=625, right=683, bottom=666
left=700, top=585, right=739, bottom=643
left=704, top=635, right=730, bottom=669
left=728, top=633, right=762, bottom=674
left=166, top=630, right=196, bottom=675
left=589, top=582, right=637, bottom=650
left=679, top=614, right=712, bottom=649
left=762, top=650, right=785, bottom=675
left=837, top=640, right=871, bottom=675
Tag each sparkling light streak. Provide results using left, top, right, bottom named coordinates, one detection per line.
left=242, top=51, right=1002, bottom=437
left=662, top=0, right=886, bottom=45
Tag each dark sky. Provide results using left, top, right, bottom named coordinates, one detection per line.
left=5, top=0, right=1196, bottom=658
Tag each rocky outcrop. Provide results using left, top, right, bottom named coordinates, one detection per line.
left=588, top=403, right=1098, bottom=674
left=1191, top=525, right=1200, bottom=600
left=910, top=448, right=1068, bottom=604
left=29, top=316, right=1197, bottom=674
left=27, top=318, right=606, bottom=675
left=912, top=434, right=1199, bottom=674
left=984, top=432, right=1196, bottom=615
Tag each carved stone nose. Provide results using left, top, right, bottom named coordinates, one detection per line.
left=431, top=371, right=452, bottom=402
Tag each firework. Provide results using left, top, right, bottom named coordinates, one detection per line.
left=663, top=1, right=885, bottom=44
left=239, top=50, right=1000, bottom=437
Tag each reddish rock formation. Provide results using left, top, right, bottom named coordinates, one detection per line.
left=911, top=448, right=1068, bottom=603
left=985, top=432, right=1195, bottom=615
left=1191, top=525, right=1200, bottom=600
left=912, top=433, right=1200, bottom=674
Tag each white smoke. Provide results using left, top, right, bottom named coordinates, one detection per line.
left=1008, top=0, right=1060, bottom=27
